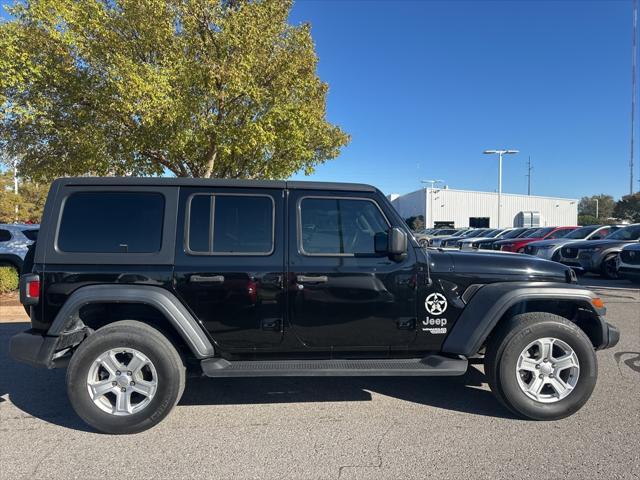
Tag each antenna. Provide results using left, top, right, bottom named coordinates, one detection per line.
left=526, top=156, right=533, bottom=196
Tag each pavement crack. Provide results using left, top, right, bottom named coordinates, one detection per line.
left=336, top=424, right=394, bottom=479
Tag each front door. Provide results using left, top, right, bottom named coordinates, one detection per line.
left=173, top=187, right=285, bottom=351
left=287, top=191, right=418, bottom=351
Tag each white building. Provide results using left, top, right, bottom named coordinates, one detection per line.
left=389, top=187, right=577, bottom=229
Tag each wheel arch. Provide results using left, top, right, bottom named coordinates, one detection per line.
left=442, top=282, right=609, bottom=357
left=49, top=285, right=215, bottom=359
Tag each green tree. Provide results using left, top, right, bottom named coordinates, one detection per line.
left=614, top=193, right=640, bottom=223
left=578, top=194, right=615, bottom=221
left=0, top=171, right=48, bottom=223
left=0, top=0, right=349, bottom=180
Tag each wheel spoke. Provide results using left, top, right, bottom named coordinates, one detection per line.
left=527, top=375, right=546, bottom=397
left=548, top=376, right=572, bottom=397
left=519, top=356, right=539, bottom=372
left=553, top=353, right=578, bottom=372
left=130, top=379, right=155, bottom=398
left=537, top=338, right=553, bottom=361
left=89, top=379, right=114, bottom=400
left=114, top=389, right=133, bottom=415
left=99, top=351, right=122, bottom=376
left=126, top=352, right=147, bottom=375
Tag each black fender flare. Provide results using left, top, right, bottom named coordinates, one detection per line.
left=48, top=285, right=215, bottom=358
left=442, top=282, right=607, bottom=357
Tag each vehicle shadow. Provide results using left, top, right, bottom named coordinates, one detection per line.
left=0, top=323, right=516, bottom=432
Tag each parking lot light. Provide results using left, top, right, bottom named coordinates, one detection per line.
left=483, top=149, right=519, bottom=228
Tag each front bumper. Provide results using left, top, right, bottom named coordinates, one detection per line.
left=603, top=323, right=620, bottom=349
left=618, top=267, right=640, bottom=283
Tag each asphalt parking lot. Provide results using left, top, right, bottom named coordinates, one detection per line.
left=0, top=278, right=638, bottom=480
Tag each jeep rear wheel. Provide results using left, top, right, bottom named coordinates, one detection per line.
left=484, top=312, right=597, bottom=420
left=66, top=320, right=186, bottom=434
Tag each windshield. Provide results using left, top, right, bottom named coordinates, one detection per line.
left=498, top=228, right=526, bottom=239
left=484, top=229, right=503, bottom=238
left=527, top=227, right=554, bottom=238
left=606, top=224, right=640, bottom=240
left=465, top=229, right=489, bottom=238
left=564, top=226, right=599, bottom=239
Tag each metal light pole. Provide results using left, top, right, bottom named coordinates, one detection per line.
left=594, top=198, right=599, bottom=220
left=483, top=150, right=519, bottom=228
left=421, top=179, right=443, bottom=228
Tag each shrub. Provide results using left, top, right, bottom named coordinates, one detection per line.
left=0, top=266, right=19, bottom=293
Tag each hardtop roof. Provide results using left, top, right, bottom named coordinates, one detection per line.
left=53, top=177, right=377, bottom=192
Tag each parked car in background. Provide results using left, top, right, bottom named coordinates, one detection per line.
left=617, top=243, right=640, bottom=283
left=560, top=224, right=640, bottom=279
left=475, top=227, right=535, bottom=250
left=414, top=228, right=459, bottom=247
left=493, top=226, right=577, bottom=253
left=428, top=228, right=471, bottom=247
left=439, top=228, right=493, bottom=248
left=458, top=228, right=513, bottom=251
left=0, top=223, right=39, bottom=273
left=523, top=225, right=623, bottom=261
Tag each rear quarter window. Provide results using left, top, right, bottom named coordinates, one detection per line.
left=57, top=192, right=165, bottom=253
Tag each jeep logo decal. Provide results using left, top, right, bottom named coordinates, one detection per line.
left=425, top=292, right=448, bottom=315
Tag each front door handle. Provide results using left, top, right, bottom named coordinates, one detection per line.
left=296, top=275, right=329, bottom=284
left=190, top=274, right=225, bottom=283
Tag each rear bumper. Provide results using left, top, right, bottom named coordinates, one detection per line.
left=10, top=328, right=88, bottom=368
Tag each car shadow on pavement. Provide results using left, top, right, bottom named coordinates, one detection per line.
left=179, top=364, right=518, bottom=420
left=1, top=323, right=516, bottom=432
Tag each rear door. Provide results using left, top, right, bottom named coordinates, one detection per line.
left=287, top=190, right=418, bottom=351
left=173, top=187, right=285, bottom=351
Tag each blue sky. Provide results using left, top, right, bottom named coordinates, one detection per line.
left=2, top=1, right=637, bottom=199
left=288, top=0, right=638, bottom=200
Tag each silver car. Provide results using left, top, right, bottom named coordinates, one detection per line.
left=0, top=224, right=39, bottom=272
left=524, top=225, right=622, bottom=261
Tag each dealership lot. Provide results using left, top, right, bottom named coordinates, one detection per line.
left=0, top=279, right=638, bottom=480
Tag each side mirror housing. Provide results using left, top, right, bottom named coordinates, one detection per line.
left=388, top=227, right=408, bottom=258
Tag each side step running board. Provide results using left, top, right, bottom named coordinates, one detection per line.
left=200, top=355, right=468, bottom=378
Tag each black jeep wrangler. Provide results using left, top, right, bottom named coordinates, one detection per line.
left=10, top=178, right=619, bottom=434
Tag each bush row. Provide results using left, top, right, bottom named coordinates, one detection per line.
left=0, top=266, right=19, bottom=293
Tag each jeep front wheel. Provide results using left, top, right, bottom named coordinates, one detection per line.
left=484, top=312, right=597, bottom=420
left=66, top=320, right=186, bottom=434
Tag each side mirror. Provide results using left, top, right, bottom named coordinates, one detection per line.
left=388, top=227, right=408, bottom=257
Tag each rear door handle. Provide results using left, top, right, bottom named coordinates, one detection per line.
left=296, top=275, right=329, bottom=284
left=190, top=274, right=225, bottom=283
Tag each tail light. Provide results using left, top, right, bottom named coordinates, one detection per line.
left=20, top=273, right=40, bottom=306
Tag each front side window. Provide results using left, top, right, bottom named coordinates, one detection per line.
left=0, top=229, right=11, bottom=242
left=57, top=192, right=165, bottom=253
left=299, top=198, right=389, bottom=255
left=187, top=194, right=273, bottom=255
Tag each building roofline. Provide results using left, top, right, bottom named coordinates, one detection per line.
left=395, top=187, right=577, bottom=203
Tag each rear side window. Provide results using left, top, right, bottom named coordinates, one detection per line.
left=57, top=192, right=165, bottom=253
left=0, top=229, right=11, bottom=242
left=186, top=194, right=274, bottom=255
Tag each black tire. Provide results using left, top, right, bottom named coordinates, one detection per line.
left=66, top=320, right=186, bottom=434
left=600, top=254, right=619, bottom=279
left=484, top=312, right=597, bottom=420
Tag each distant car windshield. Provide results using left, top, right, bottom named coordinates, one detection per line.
left=564, top=226, right=599, bottom=239
left=606, top=224, right=640, bottom=241
left=499, top=228, right=527, bottom=239
left=465, top=229, right=488, bottom=238
left=527, top=227, right=554, bottom=238
left=484, top=229, right=502, bottom=238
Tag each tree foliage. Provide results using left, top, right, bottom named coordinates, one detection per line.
left=578, top=194, right=615, bottom=220
left=613, top=193, right=640, bottom=223
left=0, top=171, right=48, bottom=223
left=0, top=0, right=350, bottom=180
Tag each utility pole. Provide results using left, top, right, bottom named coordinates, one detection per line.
left=13, top=158, right=19, bottom=222
left=526, top=156, right=533, bottom=196
left=631, top=0, right=638, bottom=195
left=483, top=150, right=519, bottom=228
left=421, top=179, right=443, bottom=228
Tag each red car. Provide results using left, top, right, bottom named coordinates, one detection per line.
left=492, top=226, right=577, bottom=253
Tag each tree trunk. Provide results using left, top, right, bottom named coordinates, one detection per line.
left=203, top=143, right=218, bottom=178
